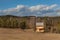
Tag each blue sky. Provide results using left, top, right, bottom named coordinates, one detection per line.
left=0, top=0, right=60, bottom=16
left=0, top=0, right=60, bottom=10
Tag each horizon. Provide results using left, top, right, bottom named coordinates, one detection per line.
left=0, top=15, right=60, bottom=17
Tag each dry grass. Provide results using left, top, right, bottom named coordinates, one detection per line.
left=0, top=28, right=60, bottom=40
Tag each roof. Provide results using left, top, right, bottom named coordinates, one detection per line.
left=36, top=22, right=44, bottom=26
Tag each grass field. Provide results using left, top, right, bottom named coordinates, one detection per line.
left=0, top=28, right=60, bottom=40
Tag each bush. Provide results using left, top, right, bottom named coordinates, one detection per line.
left=20, top=22, right=26, bottom=30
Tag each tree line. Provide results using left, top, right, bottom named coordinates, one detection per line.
left=0, top=15, right=27, bottom=30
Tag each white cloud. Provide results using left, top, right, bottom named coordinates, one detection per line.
left=50, top=4, right=57, bottom=8
left=29, top=4, right=57, bottom=11
left=0, top=4, right=59, bottom=16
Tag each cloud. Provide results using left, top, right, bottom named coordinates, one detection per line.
left=29, top=4, right=57, bottom=11
left=0, top=4, right=59, bottom=16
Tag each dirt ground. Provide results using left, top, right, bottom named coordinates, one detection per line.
left=0, top=28, right=60, bottom=40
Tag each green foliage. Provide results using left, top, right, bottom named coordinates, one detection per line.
left=57, top=23, right=60, bottom=32
left=0, top=15, right=27, bottom=29
left=20, top=22, right=26, bottom=30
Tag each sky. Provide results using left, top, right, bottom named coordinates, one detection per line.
left=0, top=0, right=60, bottom=16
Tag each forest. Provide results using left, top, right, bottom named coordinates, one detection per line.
left=0, top=15, right=28, bottom=30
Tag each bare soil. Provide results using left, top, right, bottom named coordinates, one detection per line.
left=0, top=28, right=60, bottom=40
